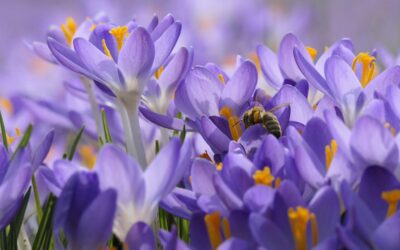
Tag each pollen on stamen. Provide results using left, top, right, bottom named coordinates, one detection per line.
left=60, top=17, right=77, bottom=46
left=109, top=26, right=129, bottom=51
left=155, top=66, right=164, bottom=80
left=306, top=46, right=318, bottom=61
left=352, top=52, right=377, bottom=88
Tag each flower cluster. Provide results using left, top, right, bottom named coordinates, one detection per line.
left=1, top=11, right=400, bottom=250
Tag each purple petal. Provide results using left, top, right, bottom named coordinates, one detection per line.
left=198, top=116, right=231, bottom=154
left=125, top=222, right=155, bottom=250
left=31, top=129, right=54, bottom=171
left=372, top=211, right=400, bottom=250
left=175, top=67, right=222, bottom=119
left=139, top=106, right=185, bottom=130
left=152, top=22, right=182, bottom=72
left=191, top=158, right=217, bottom=196
left=219, top=61, right=258, bottom=113
left=257, top=45, right=283, bottom=89
left=151, top=14, right=175, bottom=41
left=243, top=185, right=276, bottom=213
left=278, top=33, right=310, bottom=81
left=32, top=42, right=58, bottom=64
left=76, top=189, right=117, bottom=249
left=118, top=27, right=155, bottom=82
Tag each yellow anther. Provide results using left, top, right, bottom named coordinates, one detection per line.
left=249, top=52, right=261, bottom=72
left=222, top=218, right=231, bottom=239
left=109, top=26, right=128, bottom=51
left=155, top=66, right=164, bottom=80
left=325, top=139, right=337, bottom=170
left=385, top=122, right=396, bottom=136
left=6, top=134, right=15, bottom=145
left=306, top=46, right=318, bottom=61
left=205, top=212, right=223, bottom=250
left=60, top=17, right=77, bottom=46
left=219, top=106, right=243, bottom=141
left=275, top=177, right=281, bottom=189
left=352, top=52, right=376, bottom=88
left=0, top=97, right=13, bottom=114
left=216, top=162, right=223, bottom=171
left=101, top=39, right=112, bottom=59
left=381, top=189, right=400, bottom=218
left=253, top=167, right=275, bottom=186
left=79, top=145, right=96, bottom=169
left=15, top=128, right=21, bottom=137
left=288, top=206, right=318, bottom=250
left=90, top=24, right=97, bottom=31
left=217, top=73, right=225, bottom=84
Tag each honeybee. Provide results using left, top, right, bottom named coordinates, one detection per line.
left=241, top=103, right=289, bottom=138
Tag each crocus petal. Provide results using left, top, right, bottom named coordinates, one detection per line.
left=151, top=14, right=175, bottom=41
left=159, top=47, right=191, bottom=93
left=118, top=27, right=155, bottom=83
left=243, top=185, right=275, bottom=213
left=294, top=145, right=324, bottom=188
left=350, top=116, right=398, bottom=171
left=218, top=238, right=253, bottom=250
left=253, top=135, right=285, bottom=174
left=144, top=138, right=181, bottom=203
left=152, top=22, right=182, bottom=72
left=191, top=158, right=217, bottom=196
left=139, top=106, right=185, bottom=130
left=309, top=186, right=340, bottom=242
left=249, top=213, right=292, bottom=250
left=278, top=33, right=311, bottom=81
left=324, top=55, right=361, bottom=103
left=76, top=189, right=117, bottom=249
left=270, top=84, right=313, bottom=125
left=219, top=61, right=258, bottom=113
left=32, top=41, right=58, bottom=64
left=31, top=129, right=54, bottom=170
left=73, top=38, right=121, bottom=87
left=212, top=174, right=244, bottom=210
left=372, top=211, right=400, bottom=250
left=125, top=222, right=156, bottom=250
left=364, top=66, right=400, bottom=101
left=198, top=116, right=231, bottom=154
left=175, top=67, right=222, bottom=119
left=359, top=167, right=400, bottom=222
left=257, top=45, right=284, bottom=89
left=95, top=144, right=143, bottom=203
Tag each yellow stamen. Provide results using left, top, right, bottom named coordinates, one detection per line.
left=385, top=122, right=396, bottom=136
left=352, top=52, right=376, bottom=88
left=381, top=189, right=400, bottom=218
left=306, top=46, right=318, bottom=61
left=60, top=17, right=77, bottom=46
left=79, top=145, right=96, bottom=169
left=199, top=150, right=212, bottom=162
left=288, top=206, right=318, bottom=250
left=222, top=218, right=231, bottom=239
left=216, top=162, right=223, bottom=171
left=275, top=177, right=281, bottom=189
left=101, top=39, right=112, bottom=58
left=253, top=167, right=274, bottom=186
left=90, top=24, right=97, bottom=31
left=155, top=66, right=164, bottom=80
left=109, top=26, right=129, bottom=51
left=15, top=128, right=21, bottom=137
left=6, top=134, right=15, bottom=145
left=219, top=106, right=243, bottom=141
left=217, top=73, right=225, bottom=84
left=249, top=52, right=261, bottom=72
left=205, top=212, right=223, bottom=250
left=325, top=139, right=337, bottom=170
left=0, top=97, right=13, bottom=114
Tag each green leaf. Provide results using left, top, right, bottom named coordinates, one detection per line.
left=8, top=188, right=31, bottom=250
left=31, top=175, right=43, bottom=222
left=179, top=125, right=186, bottom=143
left=101, top=109, right=112, bottom=143
left=32, top=194, right=57, bottom=250
left=67, top=126, right=85, bottom=161
left=0, top=111, right=8, bottom=151
left=10, top=124, right=33, bottom=161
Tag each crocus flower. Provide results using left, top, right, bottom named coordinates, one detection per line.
left=47, top=14, right=182, bottom=167
left=94, top=137, right=191, bottom=240
left=0, top=147, right=32, bottom=230
left=54, top=171, right=117, bottom=250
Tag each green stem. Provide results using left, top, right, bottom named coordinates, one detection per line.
left=31, top=176, right=42, bottom=222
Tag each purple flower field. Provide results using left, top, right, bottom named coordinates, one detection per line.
left=1, top=1, right=400, bottom=249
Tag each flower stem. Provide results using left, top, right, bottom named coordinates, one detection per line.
left=81, top=77, right=103, bottom=140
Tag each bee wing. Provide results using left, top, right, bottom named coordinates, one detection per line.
left=267, top=102, right=290, bottom=113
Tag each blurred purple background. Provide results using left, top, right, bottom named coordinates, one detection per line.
left=0, top=0, right=399, bottom=68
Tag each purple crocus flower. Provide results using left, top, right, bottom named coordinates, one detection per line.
left=339, top=167, right=400, bottom=249
left=94, top=137, right=191, bottom=240
left=54, top=171, right=117, bottom=250
left=0, top=147, right=32, bottom=230
left=47, top=14, right=182, bottom=167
